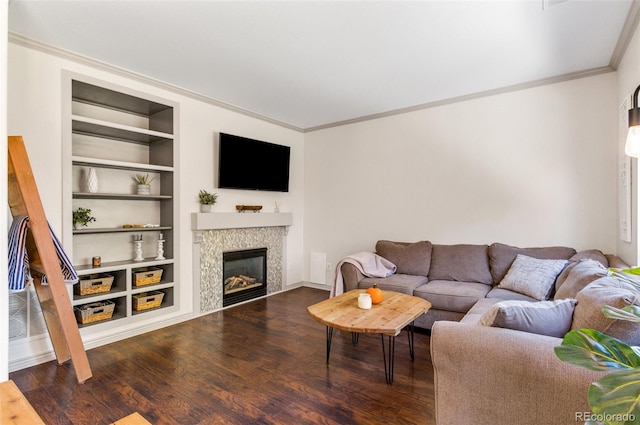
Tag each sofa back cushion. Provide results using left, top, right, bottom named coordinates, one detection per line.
left=572, top=276, right=640, bottom=346
left=554, top=259, right=608, bottom=300
left=375, top=240, right=432, bottom=276
left=567, top=249, right=608, bottom=267
left=429, top=244, right=493, bottom=285
left=488, top=243, right=576, bottom=284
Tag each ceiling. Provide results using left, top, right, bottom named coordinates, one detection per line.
left=7, top=0, right=638, bottom=131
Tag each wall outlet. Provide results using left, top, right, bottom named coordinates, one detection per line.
left=326, top=262, right=332, bottom=272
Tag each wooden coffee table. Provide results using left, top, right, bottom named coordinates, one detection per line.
left=307, top=289, right=431, bottom=384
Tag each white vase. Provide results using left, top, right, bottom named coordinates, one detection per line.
left=200, top=204, right=212, bottom=213
left=137, top=184, right=150, bottom=195
left=86, top=168, right=98, bottom=193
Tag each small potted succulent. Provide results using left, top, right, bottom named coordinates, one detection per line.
left=198, top=190, right=218, bottom=212
left=133, top=174, right=154, bottom=195
left=72, top=207, right=96, bottom=230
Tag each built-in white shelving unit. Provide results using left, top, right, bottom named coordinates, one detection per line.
left=63, top=73, right=179, bottom=332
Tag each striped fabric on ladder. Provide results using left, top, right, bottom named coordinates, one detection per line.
left=8, top=214, right=78, bottom=292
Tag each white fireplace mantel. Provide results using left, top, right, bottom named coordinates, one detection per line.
left=191, top=212, right=293, bottom=231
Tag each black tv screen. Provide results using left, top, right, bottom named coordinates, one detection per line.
left=217, top=133, right=291, bottom=192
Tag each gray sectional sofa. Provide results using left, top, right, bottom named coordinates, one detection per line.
left=340, top=240, right=627, bottom=329
left=339, top=240, right=639, bottom=425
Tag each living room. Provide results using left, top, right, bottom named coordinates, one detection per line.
left=2, top=1, right=640, bottom=423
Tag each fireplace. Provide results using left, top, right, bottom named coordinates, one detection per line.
left=223, top=248, right=267, bottom=307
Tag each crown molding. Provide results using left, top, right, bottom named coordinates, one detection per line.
left=8, top=32, right=305, bottom=133
left=609, top=0, right=640, bottom=70
left=304, top=66, right=614, bottom=133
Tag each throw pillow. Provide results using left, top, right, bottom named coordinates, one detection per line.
left=554, top=259, right=608, bottom=300
left=572, top=276, right=640, bottom=346
left=479, top=298, right=577, bottom=338
left=497, top=254, right=568, bottom=300
left=375, top=240, right=432, bottom=276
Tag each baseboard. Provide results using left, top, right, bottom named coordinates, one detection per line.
left=300, top=281, right=330, bottom=291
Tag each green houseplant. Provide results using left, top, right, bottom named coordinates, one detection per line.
left=554, top=269, right=640, bottom=425
left=72, top=207, right=96, bottom=229
left=198, top=190, right=218, bottom=212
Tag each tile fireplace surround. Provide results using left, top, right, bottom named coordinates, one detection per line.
left=192, top=212, right=293, bottom=313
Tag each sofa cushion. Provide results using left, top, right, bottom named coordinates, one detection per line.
left=413, top=280, right=491, bottom=313
left=568, top=249, right=608, bottom=267
left=460, top=297, right=504, bottom=325
left=375, top=240, right=432, bottom=276
left=554, top=259, right=608, bottom=300
left=479, top=298, right=577, bottom=338
left=429, top=244, right=492, bottom=285
left=485, top=287, right=538, bottom=302
left=572, top=276, right=640, bottom=345
left=359, top=274, right=428, bottom=295
left=497, top=254, right=568, bottom=300
left=488, top=243, right=576, bottom=284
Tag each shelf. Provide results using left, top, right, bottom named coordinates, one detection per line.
left=72, top=115, right=173, bottom=145
left=72, top=80, right=172, bottom=117
left=72, top=287, right=127, bottom=305
left=73, top=192, right=172, bottom=200
left=74, top=257, right=174, bottom=273
left=72, top=156, right=173, bottom=173
left=131, top=281, right=174, bottom=295
left=73, top=226, right=171, bottom=235
left=131, top=304, right=171, bottom=316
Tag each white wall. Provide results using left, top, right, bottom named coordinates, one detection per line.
left=304, top=73, right=620, bottom=285
left=6, top=41, right=304, bottom=365
left=616, top=21, right=640, bottom=266
left=1, top=2, right=9, bottom=382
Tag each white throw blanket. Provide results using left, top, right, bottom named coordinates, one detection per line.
left=331, top=252, right=397, bottom=297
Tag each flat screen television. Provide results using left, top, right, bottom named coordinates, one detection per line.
left=216, top=133, right=291, bottom=192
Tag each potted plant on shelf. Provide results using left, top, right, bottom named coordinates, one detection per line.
left=198, top=190, right=218, bottom=213
left=72, top=207, right=96, bottom=230
left=133, top=174, right=154, bottom=195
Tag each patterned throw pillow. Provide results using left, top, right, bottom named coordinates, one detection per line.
left=497, top=254, right=568, bottom=300
left=479, top=298, right=577, bottom=337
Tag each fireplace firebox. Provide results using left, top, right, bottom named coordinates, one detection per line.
left=223, top=248, right=267, bottom=307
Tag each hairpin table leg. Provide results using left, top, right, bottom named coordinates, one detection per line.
left=381, top=334, right=396, bottom=385
left=326, top=326, right=333, bottom=364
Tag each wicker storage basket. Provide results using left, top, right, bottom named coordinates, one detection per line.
left=74, top=273, right=114, bottom=296
left=132, top=291, right=165, bottom=311
left=74, top=300, right=115, bottom=324
left=132, top=267, right=163, bottom=287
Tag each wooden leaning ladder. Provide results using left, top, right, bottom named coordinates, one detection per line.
left=8, top=135, right=92, bottom=383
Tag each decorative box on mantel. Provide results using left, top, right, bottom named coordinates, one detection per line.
left=191, top=212, right=293, bottom=232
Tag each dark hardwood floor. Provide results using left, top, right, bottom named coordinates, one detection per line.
left=10, top=287, right=435, bottom=425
